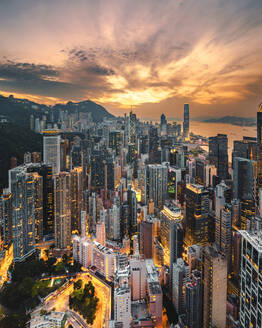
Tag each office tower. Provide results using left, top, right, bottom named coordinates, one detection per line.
left=168, top=167, right=182, bottom=200
left=232, top=231, right=242, bottom=279
left=96, top=221, right=106, bottom=246
left=0, top=189, right=12, bottom=250
left=215, top=180, right=231, bottom=219
left=185, top=270, right=202, bottom=328
left=109, top=130, right=122, bottom=155
left=145, top=164, right=168, bottom=209
left=185, top=184, right=210, bottom=246
left=127, top=188, right=137, bottom=236
left=10, top=167, right=38, bottom=261
left=90, top=151, right=114, bottom=195
left=187, top=245, right=203, bottom=274
left=239, top=230, right=262, bottom=328
left=240, top=197, right=256, bottom=230
left=205, top=164, right=217, bottom=187
left=215, top=204, right=232, bottom=270
left=70, top=167, right=83, bottom=234
left=231, top=198, right=241, bottom=228
left=148, top=126, right=159, bottom=164
left=202, top=246, right=227, bottom=328
left=209, top=134, right=229, bottom=180
left=172, top=258, right=189, bottom=314
left=183, top=104, right=190, bottom=140
left=139, top=219, right=153, bottom=259
left=160, top=204, right=183, bottom=267
left=128, top=111, right=136, bottom=144
left=114, top=287, right=131, bottom=327
left=233, top=157, right=256, bottom=229
left=127, top=142, right=136, bottom=164
left=257, top=104, right=262, bottom=209
left=129, top=258, right=147, bottom=300
left=232, top=137, right=258, bottom=164
left=43, top=131, right=61, bottom=174
left=54, top=172, right=71, bottom=250
left=27, top=164, right=54, bottom=238
left=195, top=158, right=205, bottom=185
left=233, top=157, right=255, bottom=200
left=160, top=113, right=167, bottom=135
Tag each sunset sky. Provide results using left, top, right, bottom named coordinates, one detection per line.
left=0, top=0, right=262, bottom=119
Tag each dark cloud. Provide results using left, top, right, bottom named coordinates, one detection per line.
left=0, top=0, right=262, bottom=116
left=0, top=61, right=57, bottom=80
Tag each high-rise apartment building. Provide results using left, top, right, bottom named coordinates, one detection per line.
left=145, top=164, right=168, bottom=209
left=0, top=189, right=12, bottom=251
left=9, top=167, right=40, bottom=261
left=27, top=163, right=54, bottom=238
left=70, top=167, right=83, bottom=234
left=54, top=172, right=71, bottom=250
left=114, top=287, right=131, bottom=327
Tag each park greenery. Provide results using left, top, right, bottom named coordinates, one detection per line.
left=69, top=280, right=99, bottom=325
left=0, top=253, right=81, bottom=328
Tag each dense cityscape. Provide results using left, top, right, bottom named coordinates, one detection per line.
left=0, top=98, right=261, bottom=328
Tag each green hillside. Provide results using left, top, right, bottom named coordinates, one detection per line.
left=0, top=122, right=43, bottom=191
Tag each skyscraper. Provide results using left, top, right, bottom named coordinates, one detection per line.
left=139, top=219, right=153, bottom=259
left=239, top=230, right=262, bottom=328
left=257, top=103, right=262, bottom=212
left=172, top=258, right=189, bottom=314
left=0, top=189, right=12, bottom=251
left=27, top=164, right=54, bottom=238
left=160, top=113, right=167, bottom=135
left=185, top=184, right=210, bottom=246
left=10, top=167, right=39, bottom=261
left=233, top=157, right=255, bottom=201
left=183, top=104, right=189, bottom=140
left=202, top=246, right=227, bottom=328
left=43, top=131, right=61, bottom=175
left=145, top=164, right=168, bottom=209
left=54, top=172, right=71, bottom=250
left=209, top=134, right=229, bottom=181
left=148, top=126, right=159, bottom=164
left=70, top=167, right=83, bottom=234
left=185, top=270, right=202, bottom=328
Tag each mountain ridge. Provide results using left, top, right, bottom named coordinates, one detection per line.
left=0, top=94, right=114, bottom=126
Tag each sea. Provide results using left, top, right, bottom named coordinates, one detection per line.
left=190, top=121, right=256, bottom=156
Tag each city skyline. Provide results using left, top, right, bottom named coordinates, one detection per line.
left=0, top=0, right=262, bottom=118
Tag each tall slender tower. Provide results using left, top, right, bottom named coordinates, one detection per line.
left=257, top=103, right=262, bottom=213
left=183, top=104, right=190, bottom=140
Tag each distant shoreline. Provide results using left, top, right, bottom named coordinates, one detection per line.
left=201, top=116, right=256, bottom=127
